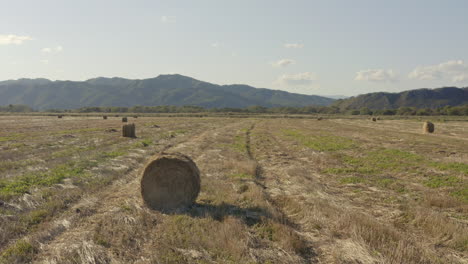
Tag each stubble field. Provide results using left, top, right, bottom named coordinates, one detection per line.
left=0, top=115, right=467, bottom=264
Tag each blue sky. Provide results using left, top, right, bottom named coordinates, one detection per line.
left=1, top=0, right=468, bottom=96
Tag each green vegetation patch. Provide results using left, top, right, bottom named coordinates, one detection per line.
left=325, top=149, right=425, bottom=175
left=451, top=188, right=468, bottom=202
left=0, top=239, right=37, bottom=263
left=0, top=163, right=87, bottom=198
left=424, top=175, right=462, bottom=188
left=282, top=129, right=354, bottom=151
left=229, top=173, right=255, bottom=180
left=430, top=162, right=468, bottom=175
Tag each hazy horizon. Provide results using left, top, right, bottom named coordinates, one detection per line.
left=2, top=0, right=468, bottom=97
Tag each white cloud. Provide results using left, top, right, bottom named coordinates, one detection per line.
left=0, top=34, right=33, bottom=45
left=211, top=42, right=220, bottom=48
left=277, top=72, right=317, bottom=86
left=409, top=60, right=468, bottom=82
left=41, top=45, right=63, bottom=54
left=284, top=43, right=304, bottom=49
left=272, top=59, right=295, bottom=67
left=453, top=73, right=468, bottom=83
left=355, top=69, right=398, bottom=82
left=161, top=16, right=176, bottom=23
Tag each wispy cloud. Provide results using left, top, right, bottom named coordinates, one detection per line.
left=41, top=45, right=63, bottom=54
left=161, top=16, right=176, bottom=24
left=355, top=69, right=398, bottom=82
left=0, top=34, right=33, bottom=45
left=284, top=43, right=304, bottom=49
left=277, top=72, right=317, bottom=86
left=409, top=60, right=468, bottom=82
left=272, top=59, right=295, bottom=68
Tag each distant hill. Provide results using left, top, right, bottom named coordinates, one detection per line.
left=333, top=87, right=468, bottom=110
left=0, top=74, right=334, bottom=110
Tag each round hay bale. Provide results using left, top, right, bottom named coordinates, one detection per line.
left=317, top=117, right=323, bottom=121
left=371, top=117, right=377, bottom=122
left=423, top=121, right=435, bottom=133
left=58, top=115, right=63, bottom=119
left=141, top=153, right=200, bottom=211
left=122, top=117, right=128, bottom=122
left=122, top=123, right=136, bottom=138
left=103, top=115, right=108, bottom=120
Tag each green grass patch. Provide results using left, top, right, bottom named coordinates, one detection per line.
left=424, top=175, right=462, bottom=188
left=103, top=150, right=125, bottom=158
left=231, top=134, right=247, bottom=152
left=140, top=139, right=152, bottom=147
left=229, top=173, right=255, bottom=180
left=451, top=188, right=468, bottom=202
left=325, top=149, right=425, bottom=175
left=0, top=163, right=86, bottom=198
left=430, top=162, right=468, bottom=175
left=282, top=129, right=354, bottom=151
left=0, top=239, right=37, bottom=263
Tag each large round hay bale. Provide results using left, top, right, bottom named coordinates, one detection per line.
left=371, top=117, right=377, bottom=122
left=141, top=153, right=200, bottom=211
left=122, top=123, right=136, bottom=138
left=423, top=121, right=435, bottom=133
left=122, top=117, right=128, bottom=122
left=103, top=115, right=107, bottom=120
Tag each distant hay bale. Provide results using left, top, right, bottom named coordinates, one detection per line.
left=58, top=115, right=63, bottom=119
left=317, top=117, right=323, bottom=121
left=122, top=123, right=136, bottom=138
left=122, top=117, right=128, bottom=122
left=103, top=115, right=107, bottom=120
left=423, top=121, right=435, bottom=133
left=141, top=153, right=200, bottom=211
left=371, top=117, right=377, bottom=122
left=376, top=117, right=381, bottom=120
left=133, top=115, right=138, bottom=118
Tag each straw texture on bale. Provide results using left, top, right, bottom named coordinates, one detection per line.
left=122, top=123, right=136, bottom=138
left=423, top=121, right=435, bottom=133
left=141, top=153, right=200, bottom=211
left=122, top=117, right=128, bottom=122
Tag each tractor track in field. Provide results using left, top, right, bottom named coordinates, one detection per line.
left=244, top=122, right=318, bottom=263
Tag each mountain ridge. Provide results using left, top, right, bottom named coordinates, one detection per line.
left=333, top=87, right=468, bottom=110
left=0, top=74, right=334, bottom=110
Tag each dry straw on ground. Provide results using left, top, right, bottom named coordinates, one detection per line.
left=122, top=117, right=128, bottom=122
left=423, top=121, right=435, bottom=133
left=122, top=123, right=136, bottom=138
left=140, top=152, right=200, bottom=211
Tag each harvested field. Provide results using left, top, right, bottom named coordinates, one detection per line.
left=0, top=115, right=467, bottom=263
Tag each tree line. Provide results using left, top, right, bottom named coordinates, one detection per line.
left=1, top=104, right=468, bottom=116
